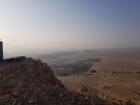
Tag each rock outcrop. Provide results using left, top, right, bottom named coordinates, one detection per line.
left=0, top=57, right=92, bottom=105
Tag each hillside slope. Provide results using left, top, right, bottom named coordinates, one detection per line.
left=0, top=57, right=92, bottom=105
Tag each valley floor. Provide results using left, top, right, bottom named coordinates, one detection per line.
left=58, top=55, right=140, bottom=105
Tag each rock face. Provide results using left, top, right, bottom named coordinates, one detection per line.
left=0, top=57, right=92, bottom=105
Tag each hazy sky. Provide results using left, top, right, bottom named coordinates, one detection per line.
left=0, top=0, right=140, bottom=56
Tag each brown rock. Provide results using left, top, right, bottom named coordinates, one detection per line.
left=0, top=57, right=92, bottom=105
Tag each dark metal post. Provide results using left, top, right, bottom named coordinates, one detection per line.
left=0, top=41, right=3, bottom=61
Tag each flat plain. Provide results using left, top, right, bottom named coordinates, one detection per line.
left=39, top=49, right=140, bottom=104
left=57, top=52, right=140, bottom=104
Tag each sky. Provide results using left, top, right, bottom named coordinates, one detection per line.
left=0, top=0, right=140, bottom=56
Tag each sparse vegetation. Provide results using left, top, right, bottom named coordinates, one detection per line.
left=51, top=59, right=99, bottom=76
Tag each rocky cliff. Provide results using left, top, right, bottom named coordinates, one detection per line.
left=0, top=57, right=92, bottom=105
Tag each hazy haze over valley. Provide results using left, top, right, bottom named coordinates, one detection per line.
left=0, top=0, right=140, bottom=57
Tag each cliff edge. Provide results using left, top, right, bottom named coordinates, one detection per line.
left=0, top=57, right=91, bottom=105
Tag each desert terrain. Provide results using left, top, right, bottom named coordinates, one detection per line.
left=40, top=49, right=140, bottom=105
